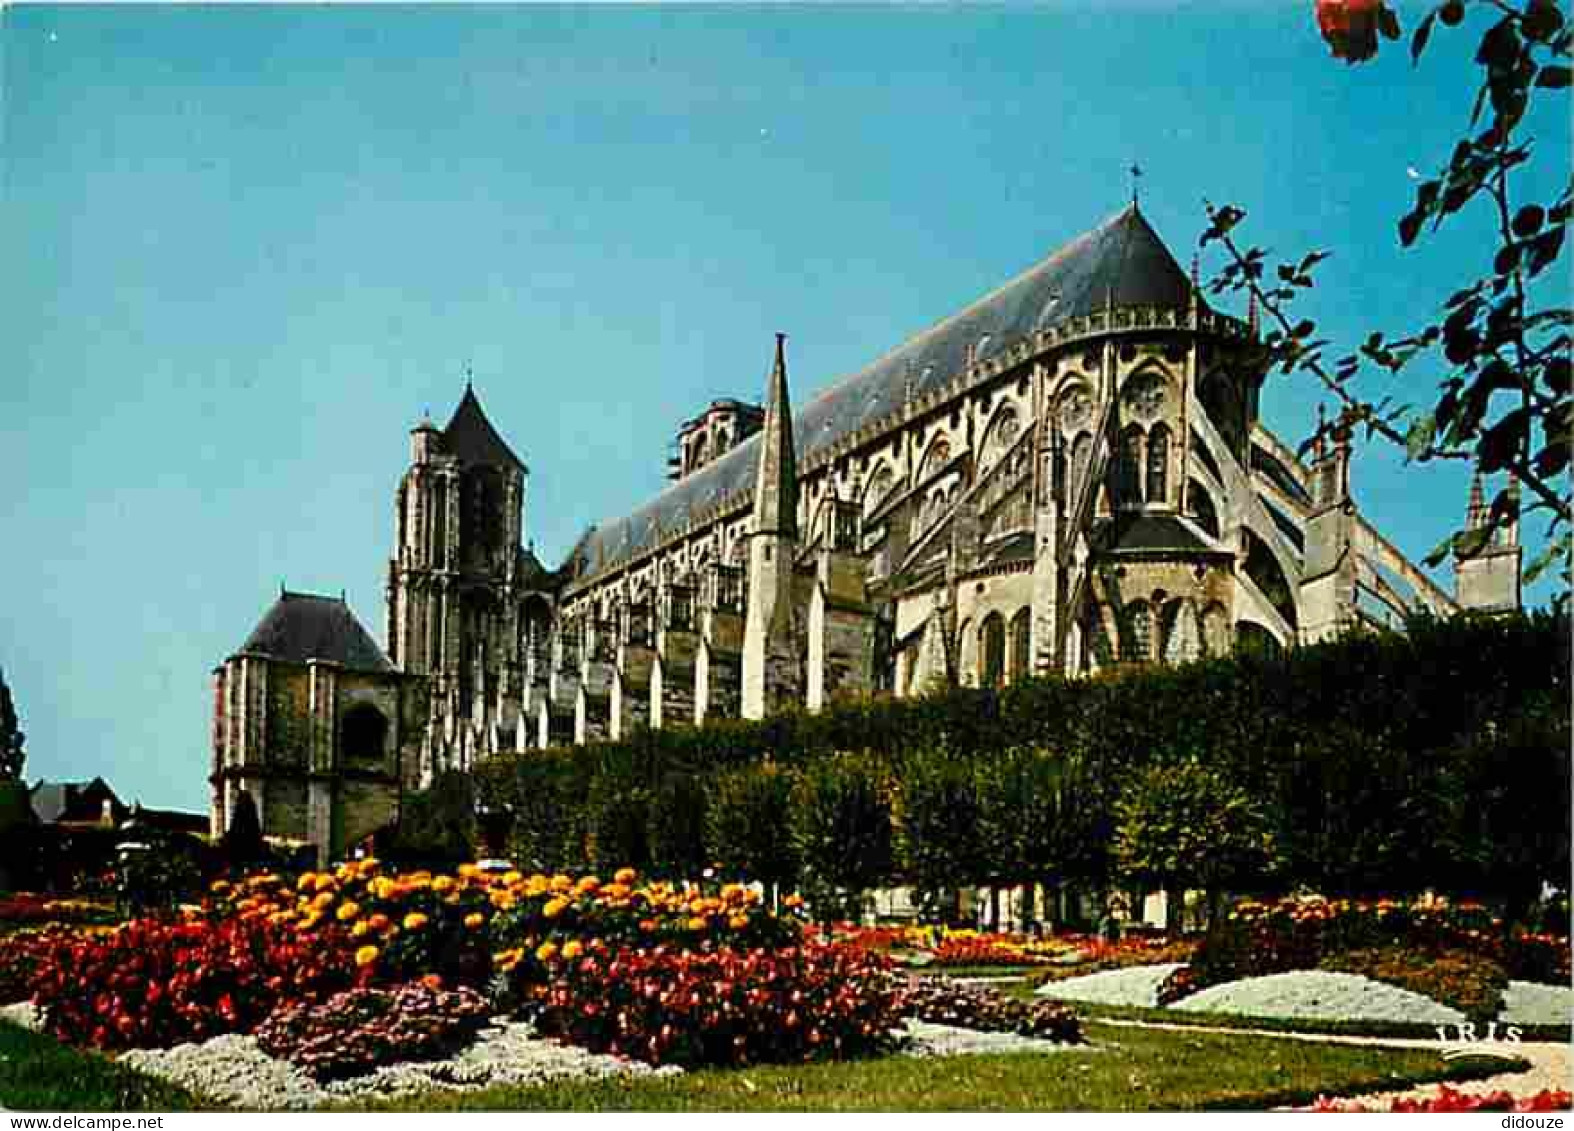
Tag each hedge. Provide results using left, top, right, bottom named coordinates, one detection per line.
left=468, top=612, right=1569, bottom=914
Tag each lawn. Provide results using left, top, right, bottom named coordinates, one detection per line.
left=0, top=1021, right=211, bottom=1112
left=0, top=1018, right=1520, bottom=1113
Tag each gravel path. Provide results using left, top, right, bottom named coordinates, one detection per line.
left=1171, top=971, right=1465, bottom=1025
left=1501, top=981, right=1574, bottom=1028
left=117, top=1019, right=677, bottom=1110
left=1034, top=964, right=1184, bottom=1008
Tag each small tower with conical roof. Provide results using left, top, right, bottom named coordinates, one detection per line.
left=1454, top=469, right=1523, bottom=613
left=742, top=334, right=803, bottom=719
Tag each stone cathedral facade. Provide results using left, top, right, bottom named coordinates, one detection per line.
left=210, top=203, right=1521, bottom=862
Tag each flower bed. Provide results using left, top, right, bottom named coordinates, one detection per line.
left=529, top=942, right=901, bottom=1068
left=1309, top=1086, right=1572, bottom=1113
left=29, top=915, right=359, bottom=1050
left=1160, top=894, right=1571, bottom=1014
left=255, top=982, right=491, bottom=1080
left=0, top=894, right=117, bottom=932
left=15, top=862, right=1085, bottom=1080
left=897, top=978, right=1082, bottom=1043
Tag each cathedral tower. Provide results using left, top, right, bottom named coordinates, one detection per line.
left=388, top=383, right=541, bottom=777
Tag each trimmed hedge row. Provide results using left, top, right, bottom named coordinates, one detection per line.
left=470, top=612, right=1569, bottom=913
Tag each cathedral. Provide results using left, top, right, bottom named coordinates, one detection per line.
left=209, top=203, right=1522, bottom=862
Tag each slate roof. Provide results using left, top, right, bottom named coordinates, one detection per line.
left=1103, top=514, right=1222, bottom=556
left=443, top=385, right=527, bottom=472
left=573, top=204, right=1193, bottom=584
left=236, top=591, right=395, bottom=673
left=29, top=777, right=124, bottom=825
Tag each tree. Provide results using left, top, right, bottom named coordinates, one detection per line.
left=1203, top=0, right=1571, bottom=598
left=1113, top=753, right=1278, bottom=933
left=789, top=752, right=894, bottom=927
left=585, top=771, right=651, bottom=876
left=705, top=761, right=798, bottom=895
left=385, top=771, right=476, bottom=868
left=0, top=666, right=24, bottom=781
left=645, top=770, right=708, bottom=881
left=896, top=741, right=985, bottom=921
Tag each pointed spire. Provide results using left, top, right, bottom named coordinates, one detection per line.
left=751, top=333, right=797, bottom=539
left=1504, top=476, right=1521, bottom=546
left=1466, top=468, right=1488, bottom=531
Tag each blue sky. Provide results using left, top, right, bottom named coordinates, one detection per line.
left=2, top=2, right=1567, bottom=813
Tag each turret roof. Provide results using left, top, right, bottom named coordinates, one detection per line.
left=236, top=591, right=394, bottom=673
left=443, top=385, right=527, bottom=473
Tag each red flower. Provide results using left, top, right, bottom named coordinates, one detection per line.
left=1314, top=0, right=1395, bottom=63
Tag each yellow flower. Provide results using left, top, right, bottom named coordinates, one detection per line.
left=549, top=874, right=572, bottom=893
left=575, top=875, right=600, bottom=894
left=562, top=939, right=583, bottom=960
left=502, top=870, right=523, bottom=887
left=297, top=913, right=322, bottom=931
left=314, top=873, right=337, bottom=893
left=458, top=863, right=480, bottom=879
left=351, top=921, right=372, bottom=939
left=613, top=867, right=637, bottom=886
left=464, top=912, right=485, bottom=930
left=211, top=880, right=232, bottom=894
left=536, top=940, right=559, bottom=962
left=490, top=890, right=517, bottom=911
left=432, top=875, right=456, bottom=895
left=297, top=873, right=318, bottom=892
left=403, top=912, right=429, bottom=931
left=543, top=897, right=569, bottom=919
left=355, top=945, right=379, bottom=966
left=336, top=901, right=361, bottom=922
left=687, top=916, right=707, bottom=931
left=728, top=914, right=749, bottom=930
left=312, top=891, right=336, bottom=910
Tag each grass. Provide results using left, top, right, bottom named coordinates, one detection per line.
left=0, top=1013, right=1536, bottom=1113
left=328, top=1022, right=1518, bottom=1113
left=0, top=1021, right=211, bottom=1112
left=1018, top=993, right=1573, bottom=1044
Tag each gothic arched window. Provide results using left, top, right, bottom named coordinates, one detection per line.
left=1162, top=599, right=1201, bottom=664
left=1146, top=424, right=1171, bottom=506
left=1115, top=427, right=1144, bottom=506
left=341, top=703, right=388, bottom=766
left=980, top=613, right=1007, bottom=688
left=1123, top=601, right=1153, bottom=662
left=1009, top=607, right=1032, bottom=682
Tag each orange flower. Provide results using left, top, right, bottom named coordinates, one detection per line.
left=613, top=867, right=637, bottom=885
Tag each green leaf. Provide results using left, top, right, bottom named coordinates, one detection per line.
left=1523, top=531, right=1571, bottom=585
left=1404, top=412, right=1438, bottom=462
